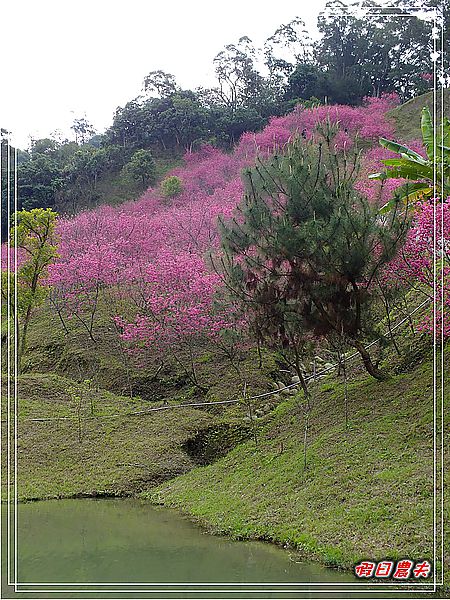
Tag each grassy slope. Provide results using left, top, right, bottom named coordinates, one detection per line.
left=142, top=91, right=450, bottom=583
left=21, top=297, right=278, bottom=401
left=1, top=372, right=221, bottom=501
left=150, top=349, right=449, bottom=582
left=76, top=154, right=184, bottom=209
left=388, top=89, right=450, bottom=141
left=2, top=296, right=278, bottom=501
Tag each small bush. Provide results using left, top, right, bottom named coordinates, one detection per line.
left=161, top=175, right=183, bottom=198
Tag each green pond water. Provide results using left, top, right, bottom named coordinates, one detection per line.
left=2, top=498, right=429, bottom=598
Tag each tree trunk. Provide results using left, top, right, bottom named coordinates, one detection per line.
left=352, top=340, right=385, bottom=381
left=19, top=306, right=32, bottom=373
left=293, top=343, right=309, bottom=401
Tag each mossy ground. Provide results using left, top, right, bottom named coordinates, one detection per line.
left=1, top=296, right=277, bottom=502
left=2, top=282, right=448, bottom=591
left=20, top=296, right=278, bottom=401
left=1, top=372, right=222, bottom=501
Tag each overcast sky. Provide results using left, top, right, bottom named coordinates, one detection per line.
left=1, top=0, right=329, bottom=149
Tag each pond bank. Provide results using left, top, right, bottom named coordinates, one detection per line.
left=3, top=498, right=357, bottom=589
left=3, top=356, right=448, bottom=593
left=145, top=357, right=449, bottom=593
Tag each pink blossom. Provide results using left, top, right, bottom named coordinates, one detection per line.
left=49, top=93, right=435, bottom=351
left=380, top=198, right=450, bottom=337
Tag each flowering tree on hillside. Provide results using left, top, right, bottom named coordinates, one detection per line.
left=380, top=199, right=450, bottom=338
left=47, top=212, right=124, bottom=340
left=116, top=251, right=238, bottom=391
left=47, top=94, right=414, bottom=387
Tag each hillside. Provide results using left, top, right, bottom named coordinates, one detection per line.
left=2, top=373, right=218, bottom=500
left=89, top=153, right=183, bottom=209
left=2, top=297, right=278, bottom=501
left=78, top=89, right=450, bottom=209
left=4, top=303, right=448, bottom=586
left=150, top=346, right=449, bottom=578
left=388, top=89, right=450, bottom=141
left=1, top=90, right=449, bottom=593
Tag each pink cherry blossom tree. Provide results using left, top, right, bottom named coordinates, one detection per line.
left=379, top=199, right=450, bottom=338
left=48, top=92, right=434, bottom=384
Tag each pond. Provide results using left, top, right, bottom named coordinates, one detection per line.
left=1, top=498, right=368, bottom=597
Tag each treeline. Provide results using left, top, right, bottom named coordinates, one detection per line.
left=0, top=0, right=446, bottom=236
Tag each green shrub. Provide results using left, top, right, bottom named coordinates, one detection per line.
left=161, top=175, right=183, bottom=198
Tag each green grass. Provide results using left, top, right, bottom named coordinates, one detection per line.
left=1, top=372, right=222, bottom=501
left=1, top=92, right=449, bottom=589
left=388, top=89, right=450, bottom=141
left=1, top=294, right=277, bottom=502
left=20, top=295, right=278, bottom=402
left=147, top=352, right=449, bottom=585
left=91, top=154, right=184, bottom=207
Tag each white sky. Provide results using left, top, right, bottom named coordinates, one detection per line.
left=1, top=0, right=328, bottom=149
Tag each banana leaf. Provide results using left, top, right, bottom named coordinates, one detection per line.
left=378, top=197, right=401, bottom=215
left=369, top=163, right=431, bottom=180
left=382, top=158, right=411, bottom=166
left=438, top=117, right=450, bottom=149
left=396, top=183, right=433, bottom=201
left=378, top=137, right=427, bottom=165
left=376, top=164, right=432, bottom=180
left=421, top=107, right=434, bottom=160
left=378, top=183, right=432, bottom=214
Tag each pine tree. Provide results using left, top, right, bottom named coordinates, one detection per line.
left=219, top=123, right=410, bottom=380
